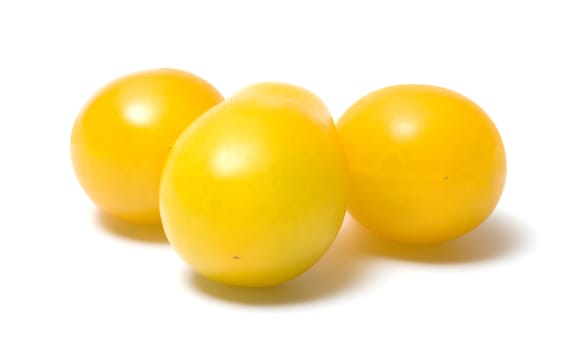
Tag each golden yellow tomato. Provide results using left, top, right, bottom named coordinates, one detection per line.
left=71, top=69, right=223, bottom=224
left=337, top=85, right=506, bottom=244
left=160, top=82, right=349, bottom=287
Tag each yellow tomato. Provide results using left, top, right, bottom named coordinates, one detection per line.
left=160, top=82, right=349, bottom=287
left=71, top=69, right=223, bottom=224
left=337, top=85, right=506, bottom=244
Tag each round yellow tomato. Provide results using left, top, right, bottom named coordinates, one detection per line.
left=160, top=82, right=349, bottom=287
left=337, top=85, right=506, bottom=244
left=71, top=68, right=223, bottom=224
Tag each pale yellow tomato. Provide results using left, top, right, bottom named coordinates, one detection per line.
left=71, top=69, right=223, bottom=224
left=160, top=82, right=349, bottom=287
left=337, top=85, right=506, bottom=244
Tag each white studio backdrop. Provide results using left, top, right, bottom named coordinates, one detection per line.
left=0, top=1, right=574, bottom=349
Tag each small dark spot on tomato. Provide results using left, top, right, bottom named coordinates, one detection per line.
left=233, top=256, right=239, bottom=260
left=443, top=176, right=449, bottom=180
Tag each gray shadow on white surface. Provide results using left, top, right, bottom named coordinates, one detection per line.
left=188, top=222, right=373, bottom=306
left=95, top=210, right=168, bottom=244
left=345, top=212, right=529, bottom=264
left=189, top=212, right=529, bottom=305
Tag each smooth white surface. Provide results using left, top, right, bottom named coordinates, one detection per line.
left=1, top=1, right=574, bottom=349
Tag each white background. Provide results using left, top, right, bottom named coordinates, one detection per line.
left=1, top=1, right=574, bottom=349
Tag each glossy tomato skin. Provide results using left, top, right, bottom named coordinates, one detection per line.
left=160, top=82, right=349, bottom=287
left=71, top=69, right=223, bottom=224
left=337, top=85, right=506, bottom=244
